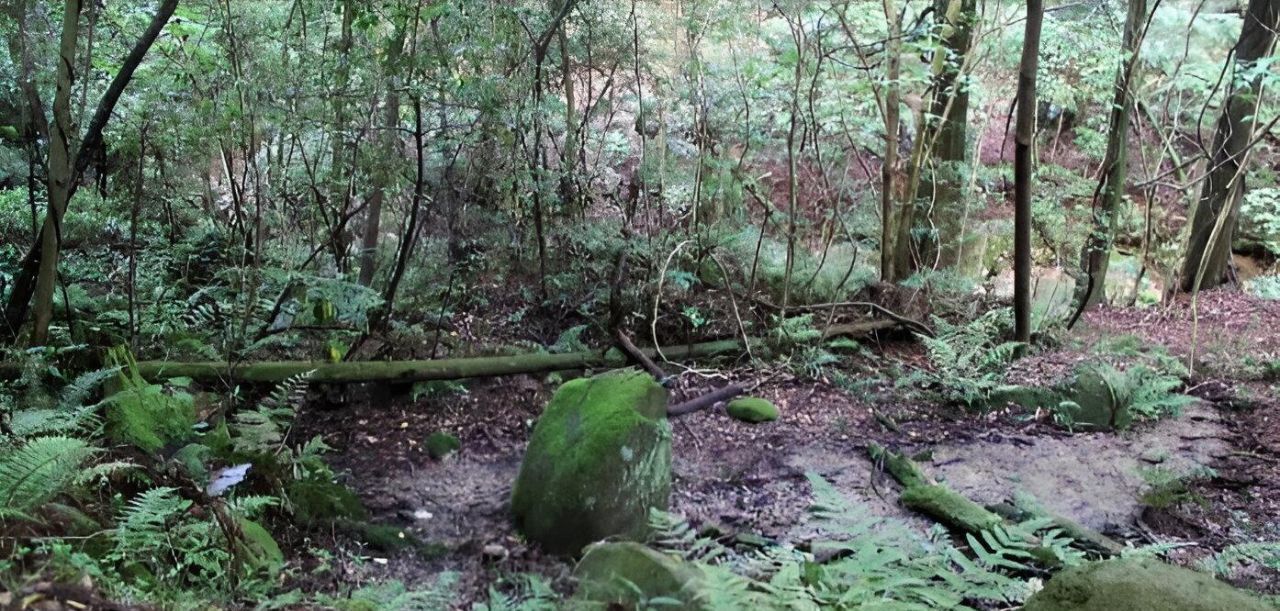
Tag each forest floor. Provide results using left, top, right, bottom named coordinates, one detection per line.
left=294, top=289, right=1280, bottom=604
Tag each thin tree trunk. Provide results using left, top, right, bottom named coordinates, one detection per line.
left=1180, top=0, right=1280, bottom=293
left=880, top=0, right=903, bottom=282
left=380, top=98, right=428, bottom=329
left=1074, top=0, right=1152, bottom=315
left=358, top=17, right=407, bottom=287
left=16, top=0, right=179, bottom=345
left=1014, top=0, right=1044, bottom=344
left=31, top=0, right=84, bottom=346
left=329, top=0, right=355, bottom=273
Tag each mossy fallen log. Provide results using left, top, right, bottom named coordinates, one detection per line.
left=868, top=443, right=1002, bottom=532
left=0, top=320, right=897, bottom=384
left=128, top=339, right=746, bottom=384
left=987, top=501, right=1124, bottom=556
left=868, top=443, right=1123, bottom=561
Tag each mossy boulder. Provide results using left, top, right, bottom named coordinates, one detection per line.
left=1065, top=366, right=1132, bottom=430
left=726, top=397, right=779, bottom=423
left=573, top=542, right=704, bottom=609
left=511, top=370, right=672, bottom=556
left=425, top=431, right=461, bottom=459
left=1024, top=557, right=1274, bottom=611
left=986, top=384, right=1062, bottom=412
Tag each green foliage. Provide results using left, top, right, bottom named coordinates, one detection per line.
left=0, top=436, right=95, bottom=520
left=1201, top=542, right=1280, bottom=576
left=1245, top=274, right=1280, bottom=300
left=472, top=574, right=559, bottom=611
left=631, top=474, right=1038, bottom=608
left=1070, top=362, right=1195, bottom=430
left=230, top=371, right=312, bottom=458
left=104, top=347, right=197, bottom=453
left=1238, top=187, right=1280, bottom=256
left=1139, top=466, right=1215, bottom=510
left=907, top=309, right=1023, bottom=407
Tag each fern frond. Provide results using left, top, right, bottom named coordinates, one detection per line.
left=1201, top=542, right=1280, bottom=575
left=0, top=436, right=95, bottom=517
left=57, top=367, right=120, bottom=411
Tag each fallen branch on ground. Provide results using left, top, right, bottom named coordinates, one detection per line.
left=868, top=443, right=1122, bottom=559
left=667, top=383, right=746, bottom=417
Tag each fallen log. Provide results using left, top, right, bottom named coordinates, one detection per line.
left=868, top=443, right=1122, bottom=560
left=126, top=339, right=746, bottom=384
left=0, top=319, right=897, bottom=384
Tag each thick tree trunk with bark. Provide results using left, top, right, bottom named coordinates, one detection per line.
left=1180, top=0, right=1280, bottom=293
left=880, top=0, right=904, bottom=282
left=1013, top=0, right=1043, bottom=344
left=917, top=0, right=976, bottom=271
left=1075, top=0, right=1149, bottom=313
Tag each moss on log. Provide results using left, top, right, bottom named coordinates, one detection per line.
left=0, top=320, right=899, bottom=384
left=869, top=444, right=1002, bottom=533
left=128, top=339, right=747, bottom=384
left=867, top=442, right=930, bottom=488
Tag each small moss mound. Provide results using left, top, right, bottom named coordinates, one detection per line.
left=236, top=518, right=284, bottom=573
left=726, top=397, right=779, bottom=423
left=511, top=369, right=671, bottom=555
left=1024, top=557, right=1274, bottom=611
left=424, top=431, right=461, bottom=459
left=287, top=479, right=368, bottom=525
left=573, top=542, right=704, bottom=608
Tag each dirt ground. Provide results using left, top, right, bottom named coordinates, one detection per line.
left=294, top=288, right=1280, bottom=604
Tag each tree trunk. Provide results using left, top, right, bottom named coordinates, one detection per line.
left=1180, top=0, right=1280, bottom=293
left=358, top=18, right=407, bottom=287
left=1014, top=0, right=1044, bottom=344
left=13, top=0, right=178, bottom=345
left=31, top=0, right=84, bottom=346
left=329, top=0, right=356, bottom=273
left=880, top=0, right=903, bottom=282
left=917, top=0, right=976, bottom=270
left=1074, top=0, right=1149, bottom=314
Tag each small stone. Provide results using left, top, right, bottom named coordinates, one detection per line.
left=483, top=544, right=509, bottom=561
left=425, top=432, right=461, bottom=459
left=725, top=397, right=780, bottom=423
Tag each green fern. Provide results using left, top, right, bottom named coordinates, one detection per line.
left=231, top=371, right=312, bottom=457
left=648, top=509, right=728, bottom=563
left=911, top=309, right=1023, bottom=407
left=1200, top=542, right=1280, bottom=575
left=0, top=436, right=95, bottom=520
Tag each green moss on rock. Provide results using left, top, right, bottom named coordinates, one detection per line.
left=237, top=518, right=284, bottom=574
left=726, top=397, right=779, bottom=423
left=1024, top=557, right=1274, bottom=611
left=573, top=542, right=704, bottom=609
left=899, top=484, right=1003, bottom=534
left=425, top=431, right=461, bottom=459
left=511, top=369, right=672, bottom=555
